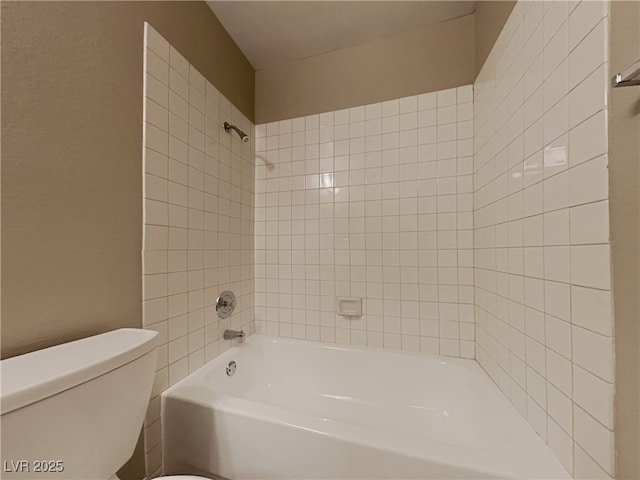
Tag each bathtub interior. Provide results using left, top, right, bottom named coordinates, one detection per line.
left=196, top=337, right=517, bottom=449
left=162, top=336, right=571, bottom=479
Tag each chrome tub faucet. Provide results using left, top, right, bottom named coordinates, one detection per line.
left=224, top=329, right=245, bottom=343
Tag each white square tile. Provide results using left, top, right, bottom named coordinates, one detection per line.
left=570, top=200, right=609, bottom=245
left=169, top=68, right=189, bottom=101
left=525, top=86, right=544, bottom=128
left=526, top=366, right=547, bottom=407
left=545, top=280, right=570, bottom=321
left=543, top=1, right=569, bottom=46
left=573, top=444, right=612, bottom=479
left=527, top=395, right=548, bottom=440
left=145, top=122, right=169, bottom=155
left=569, top=110, right=607, bottom=167
left=547, top=417, right=574, bottom=473
left=572, top=325, right=614, bottom=382
left=146, top=49, right=169, bottom=86
left=568, top=155, right=608, bottom=207
left=145, top=173, right=168, bottom=202
left=437, top=88, right=457, bottom=107
left=543, top=170, right=569, bottom=212
left=144, top=225, right=168, bottom=251
left=546, top=347, right=572, bottom=396
left=543, top=99, right=569, bottom=145
left=169, top=47, right=189, bottom=78
left=145, top=23, right=169, bottom=61
left=144, top=148, right=168, bottom=179
left=571, top=286, right=612, bottom=336
left=547, top=380, right=573, bottom=431
left=545, top=315, right=572, bottom=358
left=145, top=199, right=169, bottom=226
left=569, top=65, right=607, bottom=129
left=144, top=298, right=168, bottom=325
left=399, top=95, right=418, bottom=113
left=541, top=205, right=569, bottom=248
left=349, top=106, right=365, bottom=123
left=568, top=0, right=607, bottom=51
left=168, top=357, right=189, bottom=386
left=543, top=21, right=568, bottom=79
left=169, top=91, right=189, bottom=121
left=144, top=274, right=168, bottom=300
left=573, top=405, right=614, bottom=475
left=571, top=244, right=610, bottom=290
left=456, top=85, right=473, bottom=104
left=573, top=364, right=614, bottom=429
left=569, top=19, right=606, bottom=90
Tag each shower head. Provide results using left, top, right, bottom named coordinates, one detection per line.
left=224, top=122, right=249, bottom=143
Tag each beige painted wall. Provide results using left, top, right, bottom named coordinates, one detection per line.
left=610, top=1, right=640, bottom=478
left=2, top=1, right=253, bottom=360
left=1, top=3, right=253, bottom=477
left=255, top=2, right=516, bottom=124
left=255, top=14, right=475, bottom=123
left=474, top=0, right=516, bottom=73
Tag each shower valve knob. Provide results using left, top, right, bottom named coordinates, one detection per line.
left=216, top=290, right=236, bottom=319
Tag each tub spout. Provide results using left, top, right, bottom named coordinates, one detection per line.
left=224, top=329, right=245, bottom=343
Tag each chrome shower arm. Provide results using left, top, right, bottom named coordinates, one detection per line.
left=224, top=122, right=249, bottom=143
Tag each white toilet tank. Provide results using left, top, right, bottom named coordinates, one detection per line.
left=0, top=328, right=158, bottom=479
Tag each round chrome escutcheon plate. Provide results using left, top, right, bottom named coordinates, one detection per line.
left=216, top=290, right=236, bottom=319
left=226, top=360, right=237, bottom=376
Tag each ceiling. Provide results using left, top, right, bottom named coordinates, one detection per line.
left=207, top=1, right=477, bottom=71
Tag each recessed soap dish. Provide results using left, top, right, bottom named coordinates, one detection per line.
left=336, top=297, right=362, bottom=317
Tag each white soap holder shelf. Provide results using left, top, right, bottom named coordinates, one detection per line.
left=336, top=297, right=362, bottom=317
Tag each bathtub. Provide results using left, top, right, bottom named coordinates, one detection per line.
left=162, top=335, right=569, bottom=479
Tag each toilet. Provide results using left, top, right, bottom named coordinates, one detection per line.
left=0, top=328, right=208, bottom=480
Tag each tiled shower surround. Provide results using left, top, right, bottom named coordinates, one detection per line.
left=254, top=86, right=476, bottom=357
left=140, top=1, right=615, bottom=478
left=253, top=0, right=614, bottom=477
left=141, top=24, right=255, bottom=476
left=474, top=1, right=613, bottom=478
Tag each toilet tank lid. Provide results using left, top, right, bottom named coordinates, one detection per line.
left=0, top=328, right=158, bottom=415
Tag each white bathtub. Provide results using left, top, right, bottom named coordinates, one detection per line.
left=162, top=335, right=569, bottom=479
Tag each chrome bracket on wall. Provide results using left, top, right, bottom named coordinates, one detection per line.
left=612, top=58, right=640, bottom=87
left=216, top=291, right=236, bottom=319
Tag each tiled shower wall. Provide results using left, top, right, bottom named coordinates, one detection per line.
left=141, top=23, right=255, bottom=476
left=473, top=1, right=613, bottom=478
left=255, top=86, right=475, bottom=358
